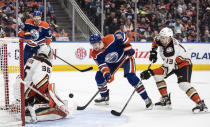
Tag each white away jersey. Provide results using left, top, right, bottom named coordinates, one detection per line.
left=154, top=38, right=192, bottom=74
left=24, top=56, right=52, bottom=91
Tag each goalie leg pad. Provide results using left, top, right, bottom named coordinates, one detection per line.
left=27, top=104, right=68, bottom=122
left=48, top=83, right=69, bottom=116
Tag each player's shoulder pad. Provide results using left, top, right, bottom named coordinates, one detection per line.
left=33, top=56, right=52, bottom=67
left=39, top=21, right=50, bottom=29
left=91, top=49, right=103, bottom=59
left=25, top=19, right=34, bottom=25
left=102, top=34, right=115, bottom=46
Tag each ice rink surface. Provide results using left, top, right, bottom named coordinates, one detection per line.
left=27, top=70, right=210, bottom=127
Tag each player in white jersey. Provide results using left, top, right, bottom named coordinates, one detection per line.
left=22, top=45, right=69, bottom=123
left=140, top=27, right=208, bottom=113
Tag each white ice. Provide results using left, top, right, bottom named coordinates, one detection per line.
left=26, top=70, right=210, bottom=127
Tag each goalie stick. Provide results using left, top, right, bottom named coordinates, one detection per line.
left=111, top=62, right=153, bottom=116
left=77, top=56, right=129, bottom=110
left=54, top=54, right=93, bottom=72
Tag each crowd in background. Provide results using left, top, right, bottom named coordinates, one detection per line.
left=0, top=0, right=69, bottom=41
left=77, top=0, right=210, bottom=42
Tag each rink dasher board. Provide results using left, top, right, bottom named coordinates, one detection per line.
left=4, top=41, right=210, bottom=71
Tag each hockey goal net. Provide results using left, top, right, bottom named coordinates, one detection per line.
left=0, top=38, right=25, bottom=126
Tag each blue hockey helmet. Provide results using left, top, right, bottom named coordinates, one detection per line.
left=89, top=34, right=101, bottom=44
left=33, top=11, right=42, bottom=17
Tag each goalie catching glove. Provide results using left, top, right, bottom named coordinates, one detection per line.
left=140, top=69, right=154, bottom=80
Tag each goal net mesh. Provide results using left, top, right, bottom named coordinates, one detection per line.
left=0, top=38, right=25, bottom=126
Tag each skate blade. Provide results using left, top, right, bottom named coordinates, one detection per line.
left=193, top=108, right=208, bottom=114
left=146, top=104, right=153, bottom=110
left=95, top=101, right=109, bottom=105
left=154, top=105, right=172, bottom=110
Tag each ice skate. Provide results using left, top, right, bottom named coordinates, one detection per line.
left=155, top=93, right=172, bottom=110
left=192, top=100, right=208, bottom=113
left=145, top=97, right=153, bottom=110
left=94, top=96, right=109, bottom=105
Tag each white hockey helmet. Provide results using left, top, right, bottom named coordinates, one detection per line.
left=159, top=27, right=173, bottom=37
left=38, top=44, right=53, bottom=59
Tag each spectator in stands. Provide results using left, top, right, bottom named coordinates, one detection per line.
left=104, top=11, right=116, bottom=34
left=144, top=27, right=153, bottom=41
left=2, top=2, right=15, bottom=16
left=109, top=18, right=120, bottom=34
left=172, top=18, right=183, bottom=35
left=123, top=19, right=133, bottom=39
left=4, top=23, right=16, bottom=37
left=58, top=28, right=68, bottom=37
left=201, top=29, right=210, bottom=42
left=187, top=30, right=197, bottom=42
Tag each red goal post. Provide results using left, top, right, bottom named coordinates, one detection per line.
left=0, top=37, right=25, bottom=126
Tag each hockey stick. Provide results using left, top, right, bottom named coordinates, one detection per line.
left=77, top=56, right=129, bottom=110
left=111, top=62, right=153, bottom=116
left=21, top=80, right=50, bottom=101
left=54, top=54, right=93, bottom=72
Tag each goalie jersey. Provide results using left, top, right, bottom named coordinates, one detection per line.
left=91, top=32, right=131, bottom=74
left=24, top=55, right=52, bottom=99
left=18, top=19, right=52, bottom=46
left=152, top=37, right=192, bottom=75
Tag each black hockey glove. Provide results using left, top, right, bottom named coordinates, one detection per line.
left=104, top=73, right=112, bottom=82
left=149, top=49, right=157, bottom=63
left=140, top=69, right=154, bottom=80
left=125, top=48, right=135, bottom=56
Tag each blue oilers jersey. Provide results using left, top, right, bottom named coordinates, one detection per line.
left=91, top=32, right=131, bottom=75
left=18, top=19, right=52, bottom=46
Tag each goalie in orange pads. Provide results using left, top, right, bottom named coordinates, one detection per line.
left=22, top=45, right=70, bottom=123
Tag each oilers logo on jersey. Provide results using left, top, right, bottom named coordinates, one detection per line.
left=30, top=29, right=40, bottom=40
left=105, top=52, right=119, bottom=63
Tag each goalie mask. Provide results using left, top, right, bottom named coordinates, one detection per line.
left=159, top=27, right=173, bottom=47
left=38, top=45, right=53, bottom=60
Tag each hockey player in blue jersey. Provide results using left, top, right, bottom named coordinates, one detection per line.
left=89, top=32, right=153, bottom=109
left=18, top=11, right=52, bottom=64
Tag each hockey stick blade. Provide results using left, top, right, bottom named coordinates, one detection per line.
left=54, top=54, right=93, bottom=72
left=111, top=110, right=121, bottom=116
left=77, top=106, right=86, bottom=110
left=79, top=67, right=93, bottom=72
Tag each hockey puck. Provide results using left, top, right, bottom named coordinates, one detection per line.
left=69, top=93, right=74, bottom=98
